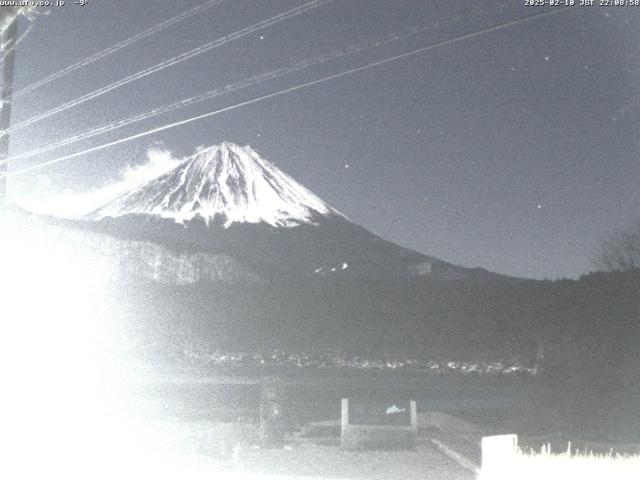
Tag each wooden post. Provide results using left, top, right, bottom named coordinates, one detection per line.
left=409, top=400, right=417, bottom=431
left=341, top=398, right=349, bottom=427
left=340, top=398, right=349, bottom=449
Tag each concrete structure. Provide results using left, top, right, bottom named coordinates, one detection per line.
left=340, top=398, right=417, bottom=450
left=481, top=434, right=518, bottom=474
left=0, top=7, right=33, bottom=208
left=0, top=12, right=17, bottom=209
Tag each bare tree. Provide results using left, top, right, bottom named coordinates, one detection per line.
left=595, top=220, right=640, bottom=272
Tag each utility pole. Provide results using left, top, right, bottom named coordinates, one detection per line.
left=0, top=13, right=18, bottom=212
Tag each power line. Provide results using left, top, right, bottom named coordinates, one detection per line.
left=0, top=0, right=333, bottom=137
left=5, top=9, right=485, bottom=166
left=11, top=0, right=225, bottom=99
left=3, top=6, right=570, bottom=179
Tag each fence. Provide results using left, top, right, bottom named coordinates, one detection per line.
left=340, top=398, right=417, bottom=450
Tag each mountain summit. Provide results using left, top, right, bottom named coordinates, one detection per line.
left=89, top=142, right=339, bottom=227
left=57, top=141, right=482, bottom=281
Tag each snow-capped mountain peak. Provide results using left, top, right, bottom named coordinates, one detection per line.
left=89, top=142, right=340, bottom=227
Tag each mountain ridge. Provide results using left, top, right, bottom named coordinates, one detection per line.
left=87, top=142, right=343, bottom=228
left=10, top=142, right=509, bottom=282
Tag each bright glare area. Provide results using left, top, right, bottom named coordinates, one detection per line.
left=0, top=217, right=198, bottom=479
left=479, top=443, right=640, bottom=480
left=1, top=214, right=344, bottom=479
left=3, top=214, right=640, bottom=480
left=0, top=207, right=425, bottom=478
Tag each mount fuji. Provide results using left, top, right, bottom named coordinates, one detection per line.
left=62, top=141, right=477, bottom=282
left=6, top=145, right=638, bottom=378
left=6, top=142, right=534, bottom=358
left=87, top=142, right=339, bottom=228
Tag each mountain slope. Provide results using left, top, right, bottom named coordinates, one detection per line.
left=28, top=142, right=497, bottom=282
left=88, top=142, right=339, bottom=227
left=75, top=142, right=476, bottom=280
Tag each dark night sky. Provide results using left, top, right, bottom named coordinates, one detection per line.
left=6, top=0, right=640, bottom=279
